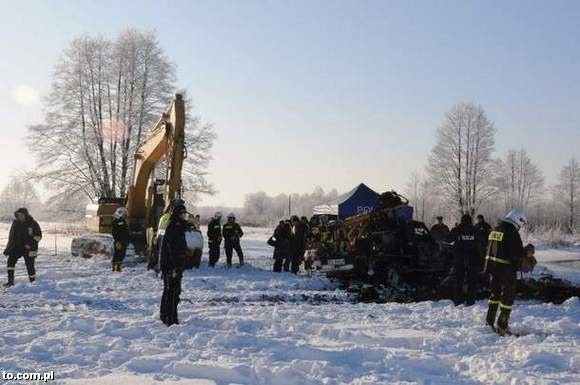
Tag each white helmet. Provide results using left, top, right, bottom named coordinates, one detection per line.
left=503, top=208, right=527, bottom=230
left=227, top=212, right=236, bottom=219
left=214, top=211, right=223, bottom=219
left=113, top=207, right=128, bottom=219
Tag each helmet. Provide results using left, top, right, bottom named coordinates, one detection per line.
left=214, top=211, right=223, bottom=219
left=503, top=208, right=527, bottom=230
left=113, top=207, right=128, bottom=219
left=227, top=212, right=236, bottom=219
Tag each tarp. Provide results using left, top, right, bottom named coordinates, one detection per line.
left=313, top=183, right=380, bottom=219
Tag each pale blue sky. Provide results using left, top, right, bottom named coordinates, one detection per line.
left=1, top=0, right=579, bottom=206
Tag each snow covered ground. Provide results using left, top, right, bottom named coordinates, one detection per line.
left=0, top=224, right=579, bottom=385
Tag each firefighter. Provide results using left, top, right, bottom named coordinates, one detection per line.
left=430, top=216, right=451, bottom=242
left=484, top=208, right=527, bottom=336
left=3, top=208, right=42, bottom=287
left=450, top=214, right=479, bottom=306
left=159, top=204, right=188, bottom=326
left=207, top=212, right=222, bottom=267
left=269, top=220, right=291, bottom=272
left=111, top=207, right=130, bottom=272
left=149, top=199, right=185, bottom=271
left=286, top=216, right=306, bottom=274
left=222, top=213, right=244, bottom=267
left=475, top=214, right=492, bottom=271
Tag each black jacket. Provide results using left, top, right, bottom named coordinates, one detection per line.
left=160, top=217, right=188, bottom=273
left=223, top=222, right=243, bottom=242
left=291, top=222, right=307, bottom=252
left=111, top=217, right=130, bottom=244
left=450, top=223, right=478, bottom=265
left=430, top=223, right=451, bottom=242
left=4, top=214, right=42, bottom=257
left=270, top=223, right=291, bottom=258
left=475, top=221, right=492, bottom=252
left=207, top=218, right=222, bottom=242
left=485, top=221, right=524, bottom=273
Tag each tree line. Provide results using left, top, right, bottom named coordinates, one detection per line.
left=407, top=102, right=579, bottom=232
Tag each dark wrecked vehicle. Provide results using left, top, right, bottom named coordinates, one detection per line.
left=307, top=191, right=453, bottom=294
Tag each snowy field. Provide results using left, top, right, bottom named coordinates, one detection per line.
left=0, top=224, right=579, bottom=385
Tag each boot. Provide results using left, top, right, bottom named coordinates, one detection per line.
left=4, top=270, right=15, bottom=287
left=29, top=274, right=36, bottom=283
left=486, top=302, right=499, bottom=330
left=497, top=308, right=512, bottom=336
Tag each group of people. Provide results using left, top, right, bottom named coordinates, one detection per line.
left=268, top=215, right=311, bottom=273
left=432, top=209, right=533, bottom=336
left=431, top=214, right=492, bottom=306
left=1, top=203, right=533, bottom=335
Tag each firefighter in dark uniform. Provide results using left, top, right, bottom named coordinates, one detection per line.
left=207, top=212, right=222, bottom=267
left=3, top=208, right=42, bottom=286
left=430, top=216, right=451, bottom=242
left=222, top=213, right=244, bottom=267
left=286, top=216, right=306, bottom=274
left=475, top=214, right=492, bottom=271
left=269, top=220, right=291, bottom=272
left=450, top=214, right=479, bottom=306
left=159, top=204, right=188, bottom=326
left=111, top=207, right=130, bottom=272
left=484, top=208, right=526, bottom=336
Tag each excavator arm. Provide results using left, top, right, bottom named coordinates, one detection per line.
left=126, top=93, right=185, bottom=227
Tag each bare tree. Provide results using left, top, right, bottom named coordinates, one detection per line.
left=557, top=158, right=580, bottom=231
left=27, top=30, right=213, bottom=204
left=495, top=148, right=544, bottom=212
left=427, top=102, right=496, bottom=217
left=405, top=171, right=428, bottom=222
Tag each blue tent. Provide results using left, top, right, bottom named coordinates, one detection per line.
left=313, top=183, right=380, bottom=219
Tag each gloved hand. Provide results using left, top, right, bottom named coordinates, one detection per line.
left=115, top=242, right=124, bottom=251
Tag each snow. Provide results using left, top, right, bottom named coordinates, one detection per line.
left=0, top=223, right=579, bottom=384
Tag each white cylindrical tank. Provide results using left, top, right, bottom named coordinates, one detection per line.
left=186, top=230, right=204, bottom=253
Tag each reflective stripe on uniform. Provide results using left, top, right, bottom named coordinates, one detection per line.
left=7, top=267, right=15, bottom=271
left=486, top=256, right=511, bottom=265
left=488, top=231, right=504, bottom=242
left=29, top=274, right=36, bottom=279
left=28, top=251, right=38, bottom=257
left=33, top=236, right=42, bottom=242
left=499, top=303, right=512, bottom=310
left=488, top=300, right=500, bottom=305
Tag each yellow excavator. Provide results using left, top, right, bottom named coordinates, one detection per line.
left=71, top=94, right=186, bottom=258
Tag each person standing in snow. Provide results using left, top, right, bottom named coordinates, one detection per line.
left=450, top=214, right=479, bottom=306
left=430, top=216, right=451, bottom=242
left=207, top=212, right=223, bottom=267
left=484, top=208, right=527, bottom=336
left=269, top=220, right=291, bottom=272
left=3, top=208, right=42, bottom=287
left=159, top=204, right=189, bottom=326
left=111, top=207, right=130, bottom=272
left=222, top=213, right=244, bottom=267
left=286, top=216, right=306, bottom=274
left=474, top=214, right=492, bottom=271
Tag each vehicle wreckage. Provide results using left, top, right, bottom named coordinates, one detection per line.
left=307, top=190, right=580, bottom=304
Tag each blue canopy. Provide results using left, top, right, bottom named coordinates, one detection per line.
left=313, top=183, right=380, bottom=219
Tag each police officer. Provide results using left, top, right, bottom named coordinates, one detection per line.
left=222, top=213, right=244, bottom=267
left=450, top=214, right=479, bottom=305
left=3, top=208, right=42, bottom=286
left=159, top=204, right=188, bottom=326
left=485, top=208, right=527, bottom=336
left=207, top=212, right=223, bottom=267
left=111, top=207, right=130, bottom=272
left=430, top=216, right=451, bottom=242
